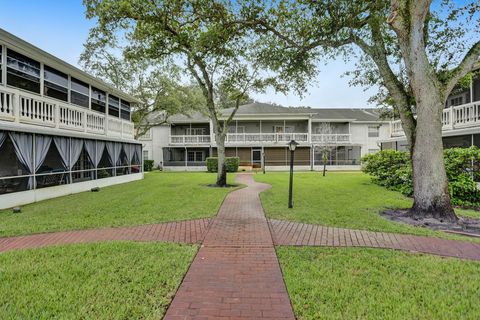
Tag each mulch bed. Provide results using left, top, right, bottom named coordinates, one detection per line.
left=381, top=209, right=480, bottom=237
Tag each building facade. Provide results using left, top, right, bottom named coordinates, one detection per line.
left=381, top=73, right=480, bottom=151
left=140, top=103, right=390, bottom=171
left=0, top=29, right=142, bottom=209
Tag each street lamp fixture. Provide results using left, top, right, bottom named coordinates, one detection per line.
left=287, top=140, right=299, bottom=208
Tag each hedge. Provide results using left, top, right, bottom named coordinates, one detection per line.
left=143, top=160, right=154, bottom=172
left=206, top=157, right=240, bottom=173
left=361, top=148, right=480, bottom=206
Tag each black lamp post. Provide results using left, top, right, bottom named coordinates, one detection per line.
left=287, top=140, right=299, bottom=208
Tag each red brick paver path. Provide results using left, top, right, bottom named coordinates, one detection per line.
left=163, top=174, right=295, bottom=320
left=0, top=219, right=210, bottom=253
left=269, top=219, right=480, bottom=260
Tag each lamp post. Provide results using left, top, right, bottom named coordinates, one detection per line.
left=287, top=140, right=299, bottom=208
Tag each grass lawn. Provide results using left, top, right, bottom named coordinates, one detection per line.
left=0, top=241, right=196, bottom=319
left=255, top=172, right=480, bottom=239
left=278, top=246, right=480, bottom=320
left=0, top=171, right=236, bottom=237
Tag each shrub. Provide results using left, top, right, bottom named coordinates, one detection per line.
left=143, top=160, right=154, bottom=172
left=206, top=157, right=240, bottom=173
left=361, top=148, right=480, bottom=206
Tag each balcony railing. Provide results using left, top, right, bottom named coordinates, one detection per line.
left=391, top=101, right=480, bottom=137
left=169, top=135, right=211, bottom=145
left=224, top=132, right=309, bottom=143
left=311, top=134, right=351, bottom=144
left=0, top=86, right=134, bottom=140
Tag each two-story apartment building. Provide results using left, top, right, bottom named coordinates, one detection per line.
left=140, top=103, right=390, bottom=171
left=0, top=29, right=142, bottom=209
left=382, top=73, right=480, bottom=150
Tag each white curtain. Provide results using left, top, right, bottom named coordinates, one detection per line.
left=124, top=143, right=136, bottom=165
left=85, top=140, right=104, bottom=168
left=106, top=142, right=121, bottom=175
left=53, top=136, right=69, bottom=170
left=9, top=133, right=52, bottom=189
left=53, top=137, right=84, bottom=182
left=70, top=139, right=83, bottom=169
left=134, top=144, right=142, bottom=165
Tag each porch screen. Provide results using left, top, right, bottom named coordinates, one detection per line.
left=54, top=137, right=83, bottom=171
left=85, top=140, right=105, bottom=169
left=106, top=142, right=122, bottom=175
left=9, top=133, right=52, bottom=189
left=123, top=143, right=136, bottom=165
left=0, top=131, right=6, bottom=148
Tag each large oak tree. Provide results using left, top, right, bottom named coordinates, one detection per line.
left=243, top=0, right=479, bottom=221
left=83, top=0, right=276, bottom=186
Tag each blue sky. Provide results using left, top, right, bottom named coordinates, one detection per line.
left=0, top=0, right=377, bottom=108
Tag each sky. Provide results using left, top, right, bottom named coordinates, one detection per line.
left=0, top=0, right=379, bottom=109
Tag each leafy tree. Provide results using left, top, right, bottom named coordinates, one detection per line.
left=82, top=0, right=277, bottom=186
left=314, top=122, right=337, bottom=176
left=79, top=49, right=204, bottom=139
left=242, top=0, right=480, bottom=221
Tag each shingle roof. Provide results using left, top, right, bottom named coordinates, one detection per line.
left=166, top=102, right=382, bottom=123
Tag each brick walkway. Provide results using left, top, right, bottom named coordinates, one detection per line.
left=0, top=218, right=210, bottom=253
left=269, top=219, right=480, bottom=260
left=164, top=174, right=295, bottom=320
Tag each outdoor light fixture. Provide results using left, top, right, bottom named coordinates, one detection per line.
left=287, top=140, right=299, bottom=208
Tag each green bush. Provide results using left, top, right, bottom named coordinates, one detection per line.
left=143, top=160, right=154, bottom=172
left=361, top=148, right=480, bottom=206
left=206, top=157, right=240, bottom=173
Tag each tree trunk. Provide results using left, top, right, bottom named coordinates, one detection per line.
left=388, top=0, right=457, bottom=222
left=216, top=133, right=227, bottom=187
left=409, top=95, right=457, bottom=221
left=322, top=151, right=327, bottom=176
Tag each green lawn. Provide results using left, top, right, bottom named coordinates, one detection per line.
left=255, top=172, right=480, bottom=239
left=0, top=172, right=236, bottom=237
left=278, top=247, right=480, bottom=320
left=0, top=242, right=196, bottom=319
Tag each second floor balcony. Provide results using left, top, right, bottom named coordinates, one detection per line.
left=168, top=132, right=353, bottom=145
left=390, top=101, right=480, bottom=137
left=0, top=86, right=135, bottom=140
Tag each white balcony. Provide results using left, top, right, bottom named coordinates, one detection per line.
left=224, top=132, right=309, bottom=144
left=390, top=101, right=480, bottom=137
left=311, top=134, right=351, bottom=144
left=169, top=135, right=211, bottom=145
left=0, top=86, right=134, bottom=140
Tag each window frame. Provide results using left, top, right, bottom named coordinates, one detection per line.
left=368, top=126, right=380, bottom=138
left=6, top=48, right=41, bottom=94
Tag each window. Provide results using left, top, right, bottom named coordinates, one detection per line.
left=228, top=126, right=245, bottom=134
left=6, top=49, right=40, bottom=93
left=120, top=100, right=130, bottom=120
left=143, top=150, right=149, bottom=160
left=368, top=126, right=379, bottom=138
left=450, top=96, right=463, bottom=107
left=275, top=126, right=294, bottom=133
left=186, top=128, right=206, bottom=135
left=71, top=77, right=89, bottom=108
left=91, top=87, right=106, bottom=113
left=187, top=151, right=204, bottom=162
left=108, top=94, right=120, bottom=117
left=44, top=65, right=68, bottom=102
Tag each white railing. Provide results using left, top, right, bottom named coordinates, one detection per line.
left=0, top=86, right=135, bottom=140
left=225, top=132, right=309, bottom=143
left=390, top=101, right=480, bottom=137
left=0, top=89, right=15, bottom=121
left=311, top=134, right=351, bottom=144
left=169, top=135, right=211, bottom=144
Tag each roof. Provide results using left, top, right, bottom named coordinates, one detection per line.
left=0, top=28, right=140, bottom=104
left=166, top=102, right=382, bottom=123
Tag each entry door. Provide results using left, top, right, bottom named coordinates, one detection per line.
left=252, top=149, right=262, bottom=165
